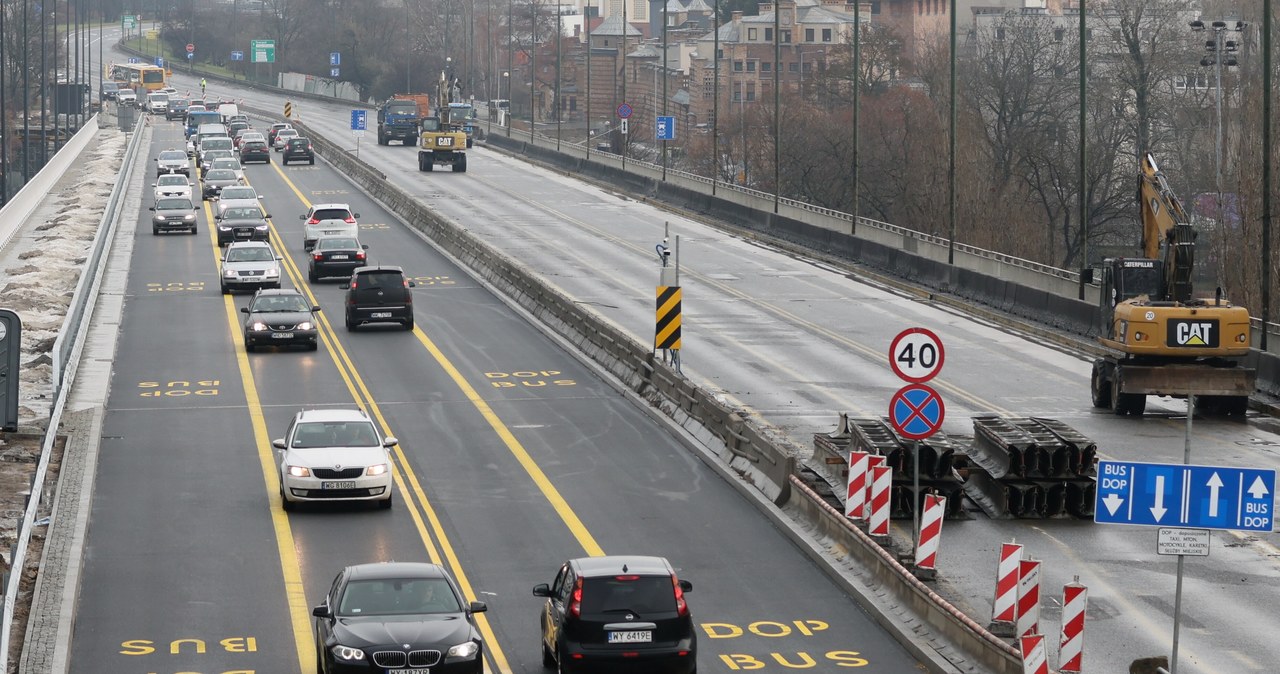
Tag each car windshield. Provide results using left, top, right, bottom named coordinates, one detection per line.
left=338, top=578, right=460, bottom=616
left=157, top=175, right=187, bottom=186
left=288, top=139, right=308, bottom=146
left=356, top=271, right=402, bottom=289
left=159, top=152, right=186, bottom=162
left=278, top=130, right=298, bottom=138
left=203, top=139, right=233, bottom=150
left=580, top=576, right=675, bottom=615
left=220, top=188, right=255, bottom=200
left=292, top=421, right=380, bottom=448
left=213, top=159, right=242, bottom=170
left=250, top=294, right=311, bottom=314
left=226, top=247, right=275, bottom=263
left=319, top=238, right=359, bottom=250
left=313, top=209, right=352, bottom=221
left=205, top=169, right=236, bottom=180
left=156, top=199, right=192, bottom=210
left=223, top=207, right=263, bottom=219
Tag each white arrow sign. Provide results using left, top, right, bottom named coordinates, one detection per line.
left=1248, top=476, right=1270, bottom=499
left=1103, top=493, right=1124, bottom=516
left=1206, top=472, right=1224, bottom=517
left=1150, top=475, right=1167, bottom=521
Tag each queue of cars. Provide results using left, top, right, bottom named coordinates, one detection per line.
left=148, top=96, right=701, bottom=674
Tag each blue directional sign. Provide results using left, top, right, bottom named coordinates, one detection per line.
left=155, top=57, right=164, bottom=68
left=230, top=50, right=245, bottom=62
left=128, top=57, right=140, bottom=64
left=1096, top=460, right=1275, bottom=532
left=186, top=53, right=193, bottom=60
left=350, top=109, right=367, bottom=131
left=656, top=115, right=675, bottom=141
left=330, top=52, right=341, bottom=66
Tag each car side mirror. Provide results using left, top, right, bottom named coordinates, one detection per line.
left=312, top=305, right=322, bottom=313
left=532, top=584, right=551, bottom=597
left=362, top=245, right=369, bottom=250
left=353, top=213, right=361, bottom=219
left=311, top=604, right=331, bottom=619
left=298, top=215, right=306, bottom=220
left=148, top=207, right=155, bottom=211
left=383, top=436, right=398, bottom=448
left=277, top=256, right=284, bottom=261
left=240, top=307, right=250, bottom=314
left=408, top=281, right=417, bottom=288
left=151, top=183, right=157, bottom=187
left=272, top=439, right=286, bottom=449
left=469, top=601, right=487, bottom=614
left=344, top=283, right=352, bottom=290
left=679, top=579, right=693, bottom=593
left=264, top=214, right=272, bottom=218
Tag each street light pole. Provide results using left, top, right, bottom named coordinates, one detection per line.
left=1190, top=18, right=1244, bottom=238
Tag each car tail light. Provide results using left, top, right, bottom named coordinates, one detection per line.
left=568, top=577, right=583, bottom=618
left=673, top=575, right=688, bottom=617
left=344, top=215, right=356, bottom=223
left=306, top=217, right=320, bottom=224
left=355, top=252, right=366, bottom=260
left=314, top=253, right=323, bottom=261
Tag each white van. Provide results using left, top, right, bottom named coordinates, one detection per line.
left=146, top=92, right=169, bottom=115
left=217, top=102, right=240, bottom=123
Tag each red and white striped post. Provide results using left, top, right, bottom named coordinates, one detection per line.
left=1016, top=558, right=1042, bottom=638
left=1019, top=634, right=1049, bottom=674
left=845, top=451, right=870, bottom=520
left=864, top=454, right=886, bottom=519
left=991, top=541, right=1023, bottom=627
left=1059, top=577, right=1088, bottom=672
left=913, top=494, right=947, bottom=570
left=867, top=465, right=892, bottom=537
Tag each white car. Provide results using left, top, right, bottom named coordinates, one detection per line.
left=153, top=174, right=193, bottom=201
left=300, top=203, right=360, bottom=251
left=273, top=409, right=396, bottom=510
left=145, top=92, right=169, bottom=115
left=273, top=128, right=299, bottom=150
left=211, top=157, right=246, bottom=183
left=217, top=185, right=263, bottom=217
left=116, top=89, right=137, bottom=106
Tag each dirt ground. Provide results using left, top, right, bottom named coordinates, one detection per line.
left=1, top=432, right=63, bottom=674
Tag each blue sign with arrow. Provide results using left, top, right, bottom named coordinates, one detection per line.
left=1095, top=460, right=1275, bottom=532
left=656, top=115, right=675, bottom=141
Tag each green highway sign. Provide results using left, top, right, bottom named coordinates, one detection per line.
left=250, top=39, right=276, bottom=64
left=122, top=15, right=137, bottom=28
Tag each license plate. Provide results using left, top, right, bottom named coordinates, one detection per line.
left=324, top=230, right=341, bottom=235
left=236, top=231, right=252, bottom=237
left=371, top=312, right=392, bottom=318
left=271, top=332, right=294, bottom=339
left=330, top=254, right=349, bottom=260
left=386, top=670, right=429, bottom=674
left=322, top=481, right=357, bottom=489
left=607, top=631, right=652, bottom=644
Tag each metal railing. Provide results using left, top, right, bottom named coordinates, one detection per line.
left=0, top=118, right=144, bottom=673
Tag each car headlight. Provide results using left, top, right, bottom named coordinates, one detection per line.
left=265, top=269, right=279, bottom=277
left=330, top=645, right=365, bottom=662
left=296, top=321, right=313, bottom=330
left=447, top=641, right=480, bottom=659
left=183, top=214, right=196, bottom=221
left=251, top=321, right=268, bottom=331
left=219, top=226, right=230, bottom=231
left=255, top=224, right=268, bottom=230
left=223, top=269, right=236, bottom=278
left=366, top=463, right=387, bottom=476
left=287, top=465, right=311, bottom=478
left=154, top=215, right=166, bottom=221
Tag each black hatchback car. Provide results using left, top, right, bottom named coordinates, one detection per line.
left=241, top=289, right=320, bottom=352
left=344, top=266, right=415, bottom=330
left=240, top=139, right=271, bottom=164
left=283, top=136, right=315, bottom=165
left=313, top=562, right=487, bottom=674
left=309, top=235, right=368, bottom=281
left=533, top=556, right=695, bottom=674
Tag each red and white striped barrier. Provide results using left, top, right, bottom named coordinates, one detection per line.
left=992, top=541, right=1023, bottom=624
left=867, top=465, right=892, bottom=536
left=914, top=494, right=947, bottom=570
left=1016, top=558, right=1042, bottom=638
left=845, top=451, right=869, bottom=520
left=1059, top=578, right=1088, bottom=672
left=864, top=454, right=885, bottom=519
left=1019, top=634, right=1049, bottom=674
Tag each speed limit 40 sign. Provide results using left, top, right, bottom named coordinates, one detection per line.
left=889, top=328, right=945, bottom=383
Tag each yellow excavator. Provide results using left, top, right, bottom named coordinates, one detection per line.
left=1088, top=153, right=1254, bottom=416
left=417, top=70, right=469, bottom=173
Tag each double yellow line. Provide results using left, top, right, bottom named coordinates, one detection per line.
left=197, top=149, right=605, bottom=674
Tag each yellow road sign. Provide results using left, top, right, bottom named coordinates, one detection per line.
left=655, top=286, right=682, bottom=350
left=284, top=101, right=293, bottom=118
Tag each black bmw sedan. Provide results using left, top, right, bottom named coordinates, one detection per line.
left=312, top=562, right=487, bottom=674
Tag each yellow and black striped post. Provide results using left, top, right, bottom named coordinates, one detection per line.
left=656, top=286, right=682, bottom=350
left=284, top=101, right=293, bottom=118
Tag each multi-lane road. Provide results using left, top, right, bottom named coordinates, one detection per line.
left=67, top=118, right=925, bottom=673
left=52, top=33, right=1280, bottom=674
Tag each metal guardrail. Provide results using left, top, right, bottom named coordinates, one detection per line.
left=0, top=118, right=144, bottom=673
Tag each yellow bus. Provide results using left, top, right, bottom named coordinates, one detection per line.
left=107, top=62, right=166, bottom=92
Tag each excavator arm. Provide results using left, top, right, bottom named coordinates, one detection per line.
left=1137, top=153, right=1196, bottom=302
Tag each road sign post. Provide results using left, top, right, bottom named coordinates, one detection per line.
left=888, top=327, right=945, bottom=570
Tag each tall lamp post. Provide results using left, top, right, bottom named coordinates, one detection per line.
left=1189, top=18, right=1244, bottom=209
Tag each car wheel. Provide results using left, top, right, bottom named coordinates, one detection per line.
left=307, top=340, right=318, bottom=352
left=190, top=225, right=198, bottom=234
left=404, top=317, right=414, bottom=331
left=542, top=638, right=555, bottom=669
left=281, top=490, right=296, bottom=512
left=152, top=225, right=160, bottom=235
left=245, top=341, right=254, bottom=352
left=308, top=269, right=318, bottom=282
left=220, top=284, right=229, bottom=294
left=378, top=492, right=392, bottom=510
left=345, top=314, right=356, bottom=331
left=309, top=157, right=315, bottom=165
